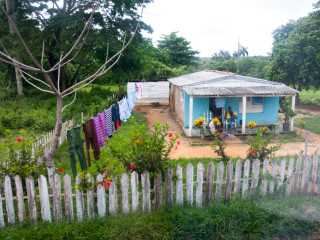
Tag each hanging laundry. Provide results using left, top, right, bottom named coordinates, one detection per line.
left=138, top=84, right=142, bottom=99
left=215, top=97, right=226, bottom=108
left=118, top=98, right=126, bottom=122
left=105, top=108, right=113, bottom=138
left=112, top=103, right=121, bottom=130
left=83, top=119, right=101, bottom=166
left=67, top=126, right=88, bottom=179
left=127, top=91, right=136, bottom=112
left=93, top=112, right=108, bottom=148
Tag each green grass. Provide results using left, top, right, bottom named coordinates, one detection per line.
left=295, top=115, right=320, bottom=134
left=299, top=88, right=320, bottom=106
left=0, top=197, right=318, bottom=240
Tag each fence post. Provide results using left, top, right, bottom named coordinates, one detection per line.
left=0, top=188, right=4, bottom=228
left=155, top=172, right=163, bottom=209
left=131, top=172, right=139, bottom=212
left=250, top=160, right=260, bottom=195
left=165, top=167, right=173, bottom=206
left=96, top=174, right=106, bottom=217
left=141, top=171, right=151, bottom=212
left=196, top=162, right=204, bottom=207
left=234, top=160, right=242, bottom=195
left=75, top=175, right=85, bottom=221
left=310, top=149, right=319, bottom=195
left=63, top=174, right=74, bottom=221
left=225, top=161, right=233, bottom=200
left=175, top=166, right=183, bottom=205
left=87, top=174, right=95, bottom=219
left=277, top=159, right=286, bottom=191
left=206, top=162, right=215, bottom=203
left=26, top=176, right=37, bottom=221
left=53, top=173, right=62, bottom=221
left=301, top=155, right=311, bottom=195
left=38, top=175, right=51, bottom=222
left=261, top=159, right=269, bottom=196
left=14, top=175, right=26, bottom=222
left=269, top=159, right=278, bottom=194
left=216, top=161, right=224, bottom=199
left=242, top=160, right=250, bottom=198
left=4, top=176, right=15, bottom=224
left=109, top=176, right=118, bottom=216
left=186, top=163, right=194, bottom=205
left=121, top=174, right=129, bottom=214
left=305, top=130, right=309, bottom=157
left=285, top=158, right=295, bottom=197
left=294, top=151, right=303, bottom=194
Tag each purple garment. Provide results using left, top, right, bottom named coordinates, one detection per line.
left=93, top=112, right=108, bottom=148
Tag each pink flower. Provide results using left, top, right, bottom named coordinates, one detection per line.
left=175, top=146, right=178, bottom=150
left=17, top=138, right=21, bottom=143
left=177, top=141, right=180, bottom=145
left=250, top=150, right=255, bottom=155
left=58, top=169, right=63, bottom=173
left=169, top=133, right=173, bottom=138
left=105, top=181, right=111, bottom=187
left=130, top=164, right=136, bottom=169
left=147, top=131, right=150, bottom=134
left=136, top=138, right=142, bottom=143
left=220, top=145, right=223, bottom=148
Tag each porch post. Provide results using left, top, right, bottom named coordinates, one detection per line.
left=242, top=96, right=246, bottom=134
left=189, top=95, right=194, bottom=137
left=290, top=95, right=296, bottom=131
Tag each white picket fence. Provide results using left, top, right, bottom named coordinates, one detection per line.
left=0, top=149, right=319, bottom=227
left=33, top=119, right=75, bottom=155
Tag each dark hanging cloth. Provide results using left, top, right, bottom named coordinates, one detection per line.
left=83, top=119, right=101, bottom=167
left=67, top=126, right=88, bottom=179
left=112, top=103, right=121, bottom=130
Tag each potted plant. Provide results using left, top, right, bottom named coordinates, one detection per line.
left=194, top=117, right=206, bottom=139
left=280, top=100, right=297, bottom=131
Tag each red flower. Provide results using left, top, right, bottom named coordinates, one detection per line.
left=17, top=138, right=21, bottom=143
left=58, top=169, right=63, bottom=173
left=177, top=141, right=180, bottom=145
left=220, top=145, right=223, bottom=148
left=169, top=133, right=173, bottom=138
left=147, top=131, right=150, bottom=134
left=175, top=146, right=178, bottom=150
left=105, top=181, right=111, bottom=187
left=250, top=150, right=255, bottom=155
left=130, top=164, right=136, bottom=169
left=136, top=138, right=142, bottom=143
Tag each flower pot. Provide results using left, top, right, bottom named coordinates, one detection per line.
left=283, top=123, right=290, bottom=131
left=200, top=133, right=205, bottom=139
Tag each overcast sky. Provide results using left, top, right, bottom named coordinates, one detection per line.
left=141, top=0, right=317, bottom=57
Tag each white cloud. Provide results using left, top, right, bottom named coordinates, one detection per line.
left=142, top=0, right=316, bottom=57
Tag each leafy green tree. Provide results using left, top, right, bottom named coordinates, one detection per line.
left=157, top=31, right=199, bottom=67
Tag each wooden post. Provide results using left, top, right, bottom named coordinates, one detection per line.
left=186, top=163, right=194, bottom=205
left=205, top=162, right=215, bottom=203
left=196, top=162, right=204, bottom=207
left=305, top=130, right=309, bottom=157
left=290, top=95, right=296, bottom=131
left=121, top=174, right=129, bottom=214
left=242, top=96, right=246, bottom=134
left=189, top=95, right=194, bottom=137
left=175, top=166, right=183, bottom=205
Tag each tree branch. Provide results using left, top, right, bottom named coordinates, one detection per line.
left=62, top=91, right=77, bottom=112
left=19, top=69, right=54, bottom=94
left=20, top=69, right=51, bottom=88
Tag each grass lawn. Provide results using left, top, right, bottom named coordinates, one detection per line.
left=299, top=88, right=320, bottom=106
left=295, top=115, right=320, bottom=134
left=0, top=196, right=318, bottom=240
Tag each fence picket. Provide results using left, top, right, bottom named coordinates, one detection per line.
left=141, top=171, right=151, bottom=212
left=234, top=160, right=242, bottom=195
left=242, top=160, right=250, bottom=198
left=109, top=176, right=118, bottom=216
left=224, top=161, right=233, bottom=200
left=216, top=161, right=224, bottom=199
left=165, top=167, right=173, bottom=206
left=155, top=172, right=162, bottom=209
left=131, top=172, right=139, bottom=212
left=75, top=175, right=85, bottom=221
left=121, top=174, right=129, bottom=214
left=87, top=174, right=95, bottom=218
left=269, top=159, right=278, bottom=194
left=310, top=149, right=319, bottom=195
left=4, top=176, right=15, bottom=224
left=206, top=162, right=215, bottom=203
left=277, top=159, right=286, bottom=191
left=301, top=155, right=311, bottom=195
left=285, top=158, right=295, bottom=197
left=196, top=162, right=204, bottom=207
left=294, top=151, right=303, bottom=194
left=175, top=166, right=183, bottom=205
left=26, top=176, right=37, bottom=221
left=261, top=159, right=269, bottom=196
left=63, top=174, right=74, bottom=221
left=186, top=163, right=194, bottom=205
left=96, top=174, right=106, bottom=217
left=14, top=175, right=26, bottom=222
left=0, top=188, right=4, bottom=227
left=53, top=174, right=62, bottom=221
left=38, top=175, right=51, bottom=222
left=250, top=160, right=260, bottom=195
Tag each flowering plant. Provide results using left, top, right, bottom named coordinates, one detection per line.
left=248, top=121, right=256, bottom=129
left=194, top=117, right=206, bottom=134
left=211, top=131, right=230, bottom=164
left=261, top=126, right=269, bottom=132
left=212, top=117, right=221, bottom=127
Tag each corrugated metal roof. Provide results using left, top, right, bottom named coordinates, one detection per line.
left=169, top=70, right=298, bottom=96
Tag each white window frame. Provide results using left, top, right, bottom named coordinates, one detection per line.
left=239, top=97, right=264, bottom=113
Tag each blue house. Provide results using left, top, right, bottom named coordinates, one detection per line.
left=168, top=70, right=298, bottom=136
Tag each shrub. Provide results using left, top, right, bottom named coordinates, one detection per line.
left=211, top=131, right=230, bottom=164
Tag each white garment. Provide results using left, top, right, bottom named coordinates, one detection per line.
left=208, top=120, right=215, bottom=133
left=118, top=99, right=126, bottom=122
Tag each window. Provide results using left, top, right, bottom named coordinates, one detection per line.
left=239, top=97, right=264, bottom=113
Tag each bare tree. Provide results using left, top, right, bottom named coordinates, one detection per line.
left=0, top=1, right=144, bottom=187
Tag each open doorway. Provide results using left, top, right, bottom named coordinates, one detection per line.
left=209, top=98, right=223, bottom=122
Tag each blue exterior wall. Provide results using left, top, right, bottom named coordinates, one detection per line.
left=184, top=93, right=209, bottom=127
left=225, top=96, right=279, bottom=124
left=184, top=95, right=279, bottom=127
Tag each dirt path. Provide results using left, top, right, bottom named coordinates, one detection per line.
left=133, top=103, right=320, bottom=159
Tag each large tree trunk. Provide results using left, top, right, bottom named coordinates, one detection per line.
left=44, top=95, right=63, bottom=190
left=6, top=0, right=23, bottom=95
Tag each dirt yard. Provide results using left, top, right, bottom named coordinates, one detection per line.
left=133, top=103, right=320, bottom=159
